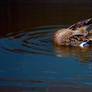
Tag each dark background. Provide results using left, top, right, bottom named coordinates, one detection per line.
left=0, top=0, right=92, bottom=34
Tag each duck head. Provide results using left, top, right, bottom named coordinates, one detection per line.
left=69, top=18, right=92, bottom=30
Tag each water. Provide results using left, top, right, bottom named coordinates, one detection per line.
left=0, top=1, right=92, bottom=92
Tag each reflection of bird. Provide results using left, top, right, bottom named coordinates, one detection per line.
left=53, top=45, right=91, bottom=58
left=53, top=18, right=92, bottom=48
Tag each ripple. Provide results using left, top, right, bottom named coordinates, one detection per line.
left=0, top=25, right=92, bottom=88
left=0, top=25, right=60, bottom=56
left=0, top=25, right=92, bottom=59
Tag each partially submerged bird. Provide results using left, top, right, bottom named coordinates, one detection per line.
left=53, top=18, right=92, bottom=48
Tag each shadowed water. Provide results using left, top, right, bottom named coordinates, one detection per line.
left=0, top=0, right=92, bottom=92
left=0, top=25, right=92, bottom=91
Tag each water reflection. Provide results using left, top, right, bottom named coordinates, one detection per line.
left=53, top=45, right=92, bottom=62
left=0, top=26, right=92, bottom=91
left=0, top=25, right=92, bottom=62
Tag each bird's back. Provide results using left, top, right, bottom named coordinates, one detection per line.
left=53, top=29, right=89, bottom=46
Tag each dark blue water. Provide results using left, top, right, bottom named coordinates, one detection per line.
left=0, top=25, right=92, bottom=92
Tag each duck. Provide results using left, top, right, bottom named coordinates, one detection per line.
left=53, top=18, right=92, bottom=48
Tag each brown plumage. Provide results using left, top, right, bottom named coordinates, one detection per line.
left=87, top=30, right=92, bottom=40
left=53, top=18, right=92, bottom=47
